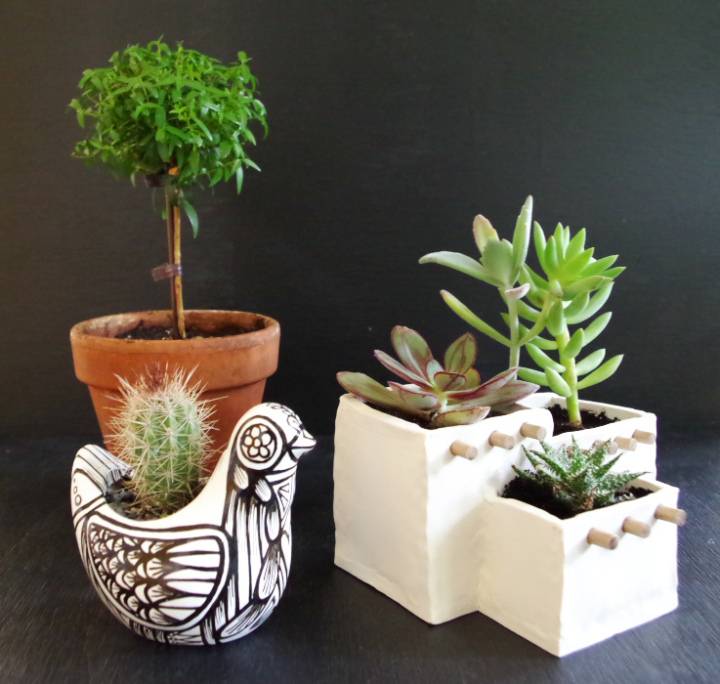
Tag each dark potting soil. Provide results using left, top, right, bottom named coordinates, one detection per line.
left=104, top=478, right=201, bottom=521
left=373, top=404, right=505, bottom=430
left=549, top=404, right=619, bottom=435
left=501, top=477, right=651, bottom=519
left=117, top=321, right=261, bottom=341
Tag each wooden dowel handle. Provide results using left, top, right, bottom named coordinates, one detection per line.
left=450, top=440, right=478, bottom=460
left=614, top=436, right=637, bottom=451
left=520, top=422, right=547, bottom=441
left=633, top=429, right=656, bottom=445
left=587, top=528, right=619, bottom=550
left=488, top=431, right=516, bottom=450
left=655, top=505, right=687, bottom=527
left=622, top=517, right=651, bottom=538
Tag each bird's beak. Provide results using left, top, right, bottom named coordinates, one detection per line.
left=293, top=430, right=316, bottom=454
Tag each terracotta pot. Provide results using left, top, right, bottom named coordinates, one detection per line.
left=70, top=310, right=280, bottom=460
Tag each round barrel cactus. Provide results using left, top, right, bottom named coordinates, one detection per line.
left=109, top=367, right=215, bottom=516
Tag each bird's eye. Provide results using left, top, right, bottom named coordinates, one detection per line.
left=235, top=417, right=284, bottom=470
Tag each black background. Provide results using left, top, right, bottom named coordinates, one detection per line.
left=1, top=0, right=719, bottom=438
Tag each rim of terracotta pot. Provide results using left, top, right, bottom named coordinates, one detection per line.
left=70, top=309, right=280, bottom=353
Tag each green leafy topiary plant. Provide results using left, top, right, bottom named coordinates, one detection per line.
left=517, top=222, right=625, bottom=427
left=109, top=367, right=215, bottom=517
left=420, top=196, right=538, bottom=369
left=505, top=439, right=646, bottom=518
left=70, top=39, right=268, bottom=338
left=337, top=326, right=538, bottom=427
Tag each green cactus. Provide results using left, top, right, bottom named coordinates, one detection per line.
left=109, top=367, right=215, bottom=516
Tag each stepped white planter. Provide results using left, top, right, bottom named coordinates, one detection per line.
left=476, top=478, right=681, bottom=656
left=517, top=393, right=658, bottom=478
left=333, top=394, right=554, bottom=624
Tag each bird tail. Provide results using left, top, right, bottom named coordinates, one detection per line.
left=71, top=444, right=133, bottom=516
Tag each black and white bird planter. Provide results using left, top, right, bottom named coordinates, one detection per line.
left=70, top=403, right=316, bottom=645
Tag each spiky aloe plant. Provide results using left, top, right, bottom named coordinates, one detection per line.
left=517, top=222, right=625, bottom=427
left=109, top=368, right=215, bottom=516
left=420, top=196, right=538, bottom=369
left=508, top=439, right=646, bottom=516
left=337, top=326, right=538, bottom=428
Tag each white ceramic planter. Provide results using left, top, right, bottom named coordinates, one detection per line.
left=517, top=393, right=658, bottom=478
left=71, top=403, right=315, bottom=645
left=333, top=394, right=554, bottom=624
left=476, top=478, right=680, bottom=656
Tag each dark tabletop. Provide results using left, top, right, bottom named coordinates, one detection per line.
left=1, top=431, right=718, bottom=683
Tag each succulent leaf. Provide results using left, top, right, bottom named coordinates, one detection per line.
left=576, top=354, right=623, bottom=390
left=575, top=348, right=606, bottom=376
left=482, top=239, right=515, bottom=286
left=391, top=326, right=433, bottom=377
left=440, top=290, right=512, bottom=347
left=472, top=214, right=499, bottom=253
left=337, top=372, right=406, bottom=412
left=511, top=196, right=533, bottom=279
left=527, top=343, right=565, bottom=373
left=518, top=367, right=549, bottom=386
left=433, top=405, right=490, bottom=428
left=443, top=332, right=477, bottom=374
left=580, top=311, right=612, bottom=345
left=563, top=328, right=585, bottom=359
left=374, top=349, right=426, bottom=385
left=566, top=283, right=614, bottom=324
left=544, top=367, right=572, bottom=397
left=419, top=251, right=499, bottom=286
left=433, top=371, right=467, bottom=392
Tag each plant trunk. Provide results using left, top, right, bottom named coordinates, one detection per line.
left=164, top=186, right=186, bottom=339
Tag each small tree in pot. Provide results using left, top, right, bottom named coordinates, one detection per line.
left=68, top=40, right=279, bottom=455
left=70, top=39, right=267, bottom=338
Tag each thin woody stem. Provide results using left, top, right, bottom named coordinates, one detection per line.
left=164, top=181, right=186, bottom=339
left=172, top=201, right=186, bottom=339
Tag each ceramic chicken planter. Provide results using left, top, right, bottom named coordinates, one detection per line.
left=71, top=403, right=315, bottom=645
left=517, top=392, right=658, bottom=477
left=333, top=394, right=554, bottom=624
left=476, top=478, right=682, bottom=656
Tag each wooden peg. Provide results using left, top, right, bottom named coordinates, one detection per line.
left=520, top=422, right=547, bottom=441
left=450, top=440, right=478, bottom=460
left=614, top=436, right=637, bottom=451
left=622, top=517, right=651, bottom=538
left=633, top=429, right=656, bottom=445
left=594, top=439, right=618, bottom=454
left=488, top=431, right=516, bottom=449
left=655, top=505, right=687, bottom=527
left=587, top=528, right=619, bottom=550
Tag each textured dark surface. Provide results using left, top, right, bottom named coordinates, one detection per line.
left=1, top=1, right=720, bottom=437
left=1, top=432, right=718, bottom=683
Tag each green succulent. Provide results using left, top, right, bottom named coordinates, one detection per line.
left=517, top=222, right=625, bottom=427
left=509, top=439, right=646, bottom=516
left=337, top=326, right=538, bottom=428
left=420, top=196, right=537, bottom=369
left=109, top=368, right=215, bottom=516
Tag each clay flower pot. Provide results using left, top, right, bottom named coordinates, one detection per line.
left=70, top=310, right=280, bottom=459
left=71, top=403, right=316, bottom=645
left=477, top=478, right=682, bottom=656
left=333, top=394, right=554, bottom=624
